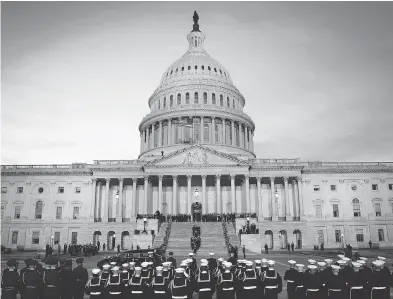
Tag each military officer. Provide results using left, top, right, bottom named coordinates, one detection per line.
left=305, top=260, right=317, bottom=275
left=325, top=265, right=346, bottom=299
left=304, top=265, right=323, bottom=299
left=227, top=252, right=237, bottom=272
left=129, top=261, right=136, bottom=278
left=129, top=266, right=148, bottom=298
left=216, top=262, right=235, bottom=299
left=42, top=256, right=61, bottom=299
left=188, top=253, right=197, bottom=275
left=347, top=262, right=367, bottom=299
left=85, top=269, right=104, bottom=298
left=294, top=264, right=306, bottom=299
left=166, top=252, right=177, bottom=270
left=72, top=257, right=88, bottom=299
left=20, top=259, right=42, bottom=299
left=168, top=268, right=192, bottom=299
left=59, top=258, right=73, bottom=299
left=261, top=260, right=283, bottom=299
left=151, top=266, right=169, bottom=299
left=284, top=260, right=298, bottom=299
left=208, top=253, right=218, bottom=272
left=2, top=258, right=20, bottom=299
left=195, top=260, right=215, bottom=299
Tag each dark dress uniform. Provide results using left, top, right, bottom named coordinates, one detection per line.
left=208, top=257, right=218, bottom=272
left=72, top=260, right=89, bottom=299
left=129, top=275, right=148, bottom=298
left=195, top=268, right=215, bottom=299
left=100, top=270, right=111, bottom=288
left=369, top=270, right=390, bottom=299
left=284, top=268, right=298, bottom=299
left=168, top=274, right=192, bottom=299
left=20, top=262, right=42, bottom=299
left=325, top=274, right=347, bottom=299
left=105, top=273, right=125, bottom=298
left=120, top=269, right=130, bottom=288
left=59, top=263, right=73, bottom=299
left=293, top=271, right=306, bottom=299
left=347, top=270, right=367, bottom=299
left=151, top=275, right=169, bottom=299
left=42, top=268, right=61, bottom=299
left=216, top=271, right=235, bottom=299
left=240, top=267, right=259, bottom=299
left=166, top=255, right=177, bottom=269
left=261, top=268, right=283, bottom=299
left=235, top=266, right=246, bottom=299
left=85, top=274, right=104, bottom=298
left=304, top=271, right=323, bottom=299
left=1, top=261, right=20, bottom=299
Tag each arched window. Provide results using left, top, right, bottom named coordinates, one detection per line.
left=181, top=66, right=184, bottom=71
left=177, top=93, right=181, bottom=105
left=194, top=92, right=198, bottom=104
left=203, top=92, right=207, bottom=104
left=186, top=93, right=190, bottom=104
left=220, top=95, right=223, bottom=106
left=195, top=40, right=197, bottom=47
left=202, top=65, right=204, bottom=70
left=188, top=66, right=191, bottom=70
left=163, top=97, right=166, bottom=108
left=208, top=66, right=211, bottom=71
left=353, top=198, right=361, bottom=217
left=227, top=97, right=230, bottom=107
left=233, top=99, right=235, bottom=108
left=176, top=68, right=178, bottom=73
left=170, top=95, right=173, bottom=107
left=35, top=201, right=43, bottom=219
left=212, top=93, right=216, bottom=105
left=195, top=65, right=198, bottom=70
left=214, top=68, right=217, bottom=72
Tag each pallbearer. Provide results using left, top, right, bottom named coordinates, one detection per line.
left=151, top=266, right=169, bottom=299
left=377, top=256, right=392, bottom=295
left=260, top=259, right=269, bottom=275
left=254, top=260, right=262, bottom=278
left=85, top=269, right=104, bottom=299
left=325, top=265, right=346, bottom=299
left=261, top=260, right=282, bottom=299
left=216, top=262, right=235, bottom=299
left=100, top=264, right=111, bottom=288
left=105, top=266, right=124, bottom=298
left=208, top=253, right=218, bottom=272
left=129, top=262, right=136, bottom=278
left=141, top=262, right=152, bottom=285
left=347, top=262, right=367, bottom=299
left=162, top=262, right=173, bottom=281
left=129, top=266, right=148, bottom=298
left=168, top=268, right=193, bottom=299
left=370, top=260, right=390, bottom=299
left=42, top=256, right=61, bottom=299
left=72, top=257, right=89, bottom=299
left=284, top=260, right=297, bottom=299
left=20, top=259, right=42, bottom=299
left=294, top=264, right=306, bottom=299
left=195, top=261, right=215, bottom=299
left=120, top=263, right=130, bottom=287
left=1, top=259, right=20, bottom=299
left=304, top=265, right=323, bottom=298
left=240, top=261, right=258, bottom=299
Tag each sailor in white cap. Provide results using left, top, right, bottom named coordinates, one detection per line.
left=188, top=253, right=197, bottom=274
left=151, top=266, right=168, bottom=298
left=208, top=252, right=218, bottom=272
left=305, top=259, right=317, bottom=275
left=168, top=268, right=192, bottom=299
left=378, top=256, right=392, bottom=287
left=347, top=262, right=367, bottom=299
left=294, top=264, right=306, bottom=298
left=85, top=269, right=103, bottom=298
left=325, top=264, right=346, bottom=298
left=261, top=260, right=283, bottom=299
left=105, top=265, right=124, bottom=298
left=260, top=258, right=269, bottom=275
left=240, top=260, right=259, bottom=299
left=216, top=262, right=235, bottom=299
left=304, top=265, right=323, bottom=298
left=140, top=262, right=151, bottom=285
left=254, top=260, right=262, bottom=277
left=284, top=260, right=297, bottom=299
left=129, top=266, right=146, bottom=298
left=161, top=262, right=172, bottom=281
left=195, top=260, right=214, bottom=299
left=100, top=264, right=111, bottom=288
left=370, top=260, right=390, bottom=299
left=120, top=263, right=130, bottom=287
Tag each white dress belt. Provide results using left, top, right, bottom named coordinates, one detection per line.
left=109, top=291, right=122, bottom=295
left=222, top=287, right=234, bottom=291
left=265, top=286, right=278, bottom=289
left=132, top=291, right=143, bottom=293
left=155, top=290, right=166, bottom=293
left=90, top=292, right=101, bottom=295
left=329, top=289, right=342, bottom=292
left=287, top=280, right=295, bottom=283
left=244, top=286, right=257, bottom=289
left=199, top=288, right=211, bottom=292
left=172, top=296, right=188, bottom=299
left=307, top=289, right=320, bottom=291
left=351, top=286, right=363, bottom=290
left=372, top=287, right=386, bottom=290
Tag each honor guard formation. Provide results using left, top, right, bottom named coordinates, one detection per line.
left=2, top=252, right=392, bottom=299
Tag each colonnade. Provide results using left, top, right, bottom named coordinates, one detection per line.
left=92, top=175, right=304, bottom=223
left=140, top=117, right=254, bottom=153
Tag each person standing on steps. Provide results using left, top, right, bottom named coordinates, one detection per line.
left=265, top=243, right=269, bottom=254
left=291, top=242, right=294, bottom=252
left=242, top=245, right=246, bottom=259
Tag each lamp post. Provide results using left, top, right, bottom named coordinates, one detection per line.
left=274, top=190, right=279, bottom=218
left=143, top=218, right=148, bottom=234
left=115, top=189, right=119, bottom=221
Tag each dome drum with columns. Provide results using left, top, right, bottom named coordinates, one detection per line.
left=1, top=12, right=393, bottom=251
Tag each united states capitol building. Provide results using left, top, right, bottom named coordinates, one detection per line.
left=2, top=13, right=393, bottom=251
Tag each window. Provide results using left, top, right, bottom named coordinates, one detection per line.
left=214, top=68, right=217, bottom=72
left=1, top=205, right=5, bottom=218
left=353, top=199, right=361, bottom=217
left=14, top=205, right=21, bottom=219
left=315, top=205, right=322, bottom=218
left=170, top=70, right=173, bottom=75
left=17, top=187, right=23, bottom=193
left=201, top=65, right=204, bottom=70
left=333, top=204, right=339, bottom=217
left=227, top=97, right=230, bottom=107
left=1, top=187, right=7, bottom=194
left=375, top=203, right=381, bottom=216
left=377, top=229, right=385, bottom=241
left=38, top=187, right=44, bottom=193
left=372, top=184, right=378, bottom=191
left=317, top=230, right=324, bottom=244
left=170, top=95, right=173, bottom=107
left=71, top=232, right=78, bottom=245
left=233, top=99, right=235, bottom=108
left=32, top=231, right=40, bottom=244
left=335, top=230, right=341, bottom=243
left=356, top=229, right=364, bottom=242
left=188, top=65, right=191, bottom=70
left=75, top=187, right=81, bottom=194
left=195, top=65, right=198, bottom=70
left=212, top=93, right=216, bottom=105
left=177, top=94, right=181, bottom=105
left=391, top=202, right=393, bottom=213
left=389, top=184, right=393, bottom=190
left=11, top=231, right=18, bottom=244
left=54, top=232, right=60, bottom=244
left=204, top=121, right=210, bottom=142
left=163, top=97, right=166, bottom=108
left=181, top=66, right=184, bottom=71
left=313, top=185, right=320, bottom=192
left=219, top=69, right=222, bottom=74
left=220, top=95, right=223, bottom=106
left=186, top=93, right=190, bottom=104
left=73, top=207, right=79, bottom=219
left=58, top=187, right=64, bottom=193
left=35, top=201, right=43, bottom=219
left=194, top=92, right=198, bottom=104
left=330, top=185, right=336, bottom=191
left=56, top=207, right=62, bottom=219
left=203, top=92, right=207, bottom=104
left=208, top=66, right=211, bottom=71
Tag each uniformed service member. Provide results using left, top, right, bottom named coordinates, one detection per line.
left=347, top=262, right=367, bottom=299
left=85, top=269, right=104, bottom=298
left=325, top=265, right=346, bottom=299
left=208, top=253, right=218, bottom=273
left=284, top=260, right=298, bottom=299
left=168, top=268, right=192, bottom=299
left=195, top=260, right=215, bottom=299
left=105, top=266, right=124, bottom=298
left=100, top=264, right=111, bottom=288
left=72, top=257, right=89, bottom=299
left=294, top=264, right=306, bottom=299
left=162, top=262, right=173, bottom=282
left=261, top=260, right=282, bottom=299
left=304, top=265, right=322, bottom=298
left=166, top=252, right=177, bottom=270
left=240, top=260, right=258, bottom=299
left=1, top=258, right=20, bottom=299
left=370, top=260, right=390, bottom=299
left=120, top=263, right=130, bottom=288
left=216, top=262, right=235, bottom=299
left=59, top=258, right=73, bottom=299
left=150, top=266, right=169, bottom=299
left=20, top=259, right=42, bottom=299
left=42, top=256, right=61, bottom=299
left=129, top=266, right=148, bottom=298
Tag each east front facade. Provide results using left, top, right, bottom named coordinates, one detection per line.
left=2, top=13, right=393, bottom=251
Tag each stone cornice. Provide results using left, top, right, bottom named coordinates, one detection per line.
left=2, top=171, right=92, bottom=176
left=302, top=168, right=393, bottom=174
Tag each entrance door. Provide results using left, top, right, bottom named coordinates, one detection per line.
left=192, top=202, right=202, bottom=222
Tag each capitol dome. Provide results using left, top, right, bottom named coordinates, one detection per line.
left=139, top=12, right=255, bottom=160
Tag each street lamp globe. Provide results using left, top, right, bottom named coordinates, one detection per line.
left=115, top=189, right=120, bottom=200
left=274, top=191, right=279, bottom=199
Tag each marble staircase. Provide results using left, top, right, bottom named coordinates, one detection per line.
left=152, top=222, right=168, bottom=248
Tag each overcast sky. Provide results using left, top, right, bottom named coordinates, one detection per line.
left=2, top=2, right=393, bottom=165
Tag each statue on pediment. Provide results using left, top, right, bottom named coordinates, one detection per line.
left=183, top=148, right=208, bottom=165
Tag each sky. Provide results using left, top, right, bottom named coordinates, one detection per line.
left=1, top=1, right=393, bottom=165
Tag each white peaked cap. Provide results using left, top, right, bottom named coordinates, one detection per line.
left=129, top=262, right=135, bottom=266
left=296, top=264, right=304, bottom=271
left=209, top=253, right=214, bottom=256
left=187, top=259, right=193, bottom=263
left=148, top=262, right=154, bottom=265
left=225, top=262, right=232, bottom=268
left=156, top=266, right=163, bottom=271
left=372, top=260, right=383, bottom=267
left=337, top=255, right=344, bottom=259
left=103, top=265, right=110, bottom=270
left=352, top=262, right=361, bottom=268
left=162, top=262, right=170, bottom=266
left=255, top=260, right=262, bottom=264
left=92, top=269, right=100, bottom=275
left=112, top=266, right=120, bottom=271
left=337, top=260, right=346, bottom=266
left=308, top=265, right=317, bottom=270
left=342, top=257, right=350, bottom=262
left=122, top=263, right=129, bottom=268
left=110, top=262, right=116, bottom=266
left=331, top=265, right=340, bottom=271
left=201, top=262, right=208, bottom=267
left=200, top=259, right=208, bottom=264
left=267, top=260, right=275, bottom=266
left=246, top=261, right=253, bottom=266
left=134, top=267, right=142, bottom=271
left=377, top=256, right=386, bottom=261
left=359, top=257, right=367, bottom=261
left=148, top=251, right=153, bottom=254
left=218, top=258, right=224, bottom=262
left=141, top=262, right=148, bottom=268
left=324, top=259, right=333, bottom=264
left=317, top=262, right=326, bottom=267
left=189, top=253, right=194, bottom=256
left=357, top=260, right=366, bottom=265
left=288, top=260, right=296, bottom=265
left=308, top=259, right=316, bottom=264
left=261, top=258, right=268, bottom=262
left=175, top=268, right=185, bottom=273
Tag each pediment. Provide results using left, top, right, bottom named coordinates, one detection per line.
left=144, top=145, right=250, bottom=168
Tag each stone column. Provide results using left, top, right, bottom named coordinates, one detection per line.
left=172, top=176, right=178, bottom=214
left=297, top=177, right=304, bottom=218
left=245, top=126, right=249, bottom=150
left=231, top=175, right=236, bottom=214
left=187, top=175, right=192, bottom=214
left=245, top=175, right=250, bottom=214
left=292, top=181, right=298, bottom=220
left=132, top=177, right=137, bottom=217
left=158, top=175, right=163, bottom=213
left=143, top=129, right=147, bottom=151
left=96, top=182, right=101, bottom=220
left=284, top=177, right=291, bottom=220
left=168, top=119, right=172, bottom=146
left=201, top=175, right=207, bottom=214
left=251, top=131, right=254, bottom=152
left=140, top=132, right=143, bottom=153
left=270, top=177, right=275, bottom=219
left=231, top=120, right=235, bottom=146
left=158, top=121, right=162, bottom=147
left=239, top=124, right=243, bottom=148
left=257, top=177, right=263, bottom=219
left=103, top=178, right=110, bottom=222
left=222, top=118, right=226, bottom=145
left=117, top=178, right=123, bottom=222
left=216, top=175, right=221, bottom=213
left=144, top=176, right=149, bottom=214
left=151, top=124, right=155, bottom=149
left=90, top=179, right=97, bottom=218
left=211, top=117, right=215, bottom=144
left=200, top=117, right=204, bottom=143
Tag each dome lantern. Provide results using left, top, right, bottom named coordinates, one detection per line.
left=187, top=11, right=205, bottom=52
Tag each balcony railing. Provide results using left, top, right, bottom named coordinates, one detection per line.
left=108, top=218, right=116, bottom=222
left=94, top=218, right=102, bottom=222
left=122, top=218, right=130, bottom=222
